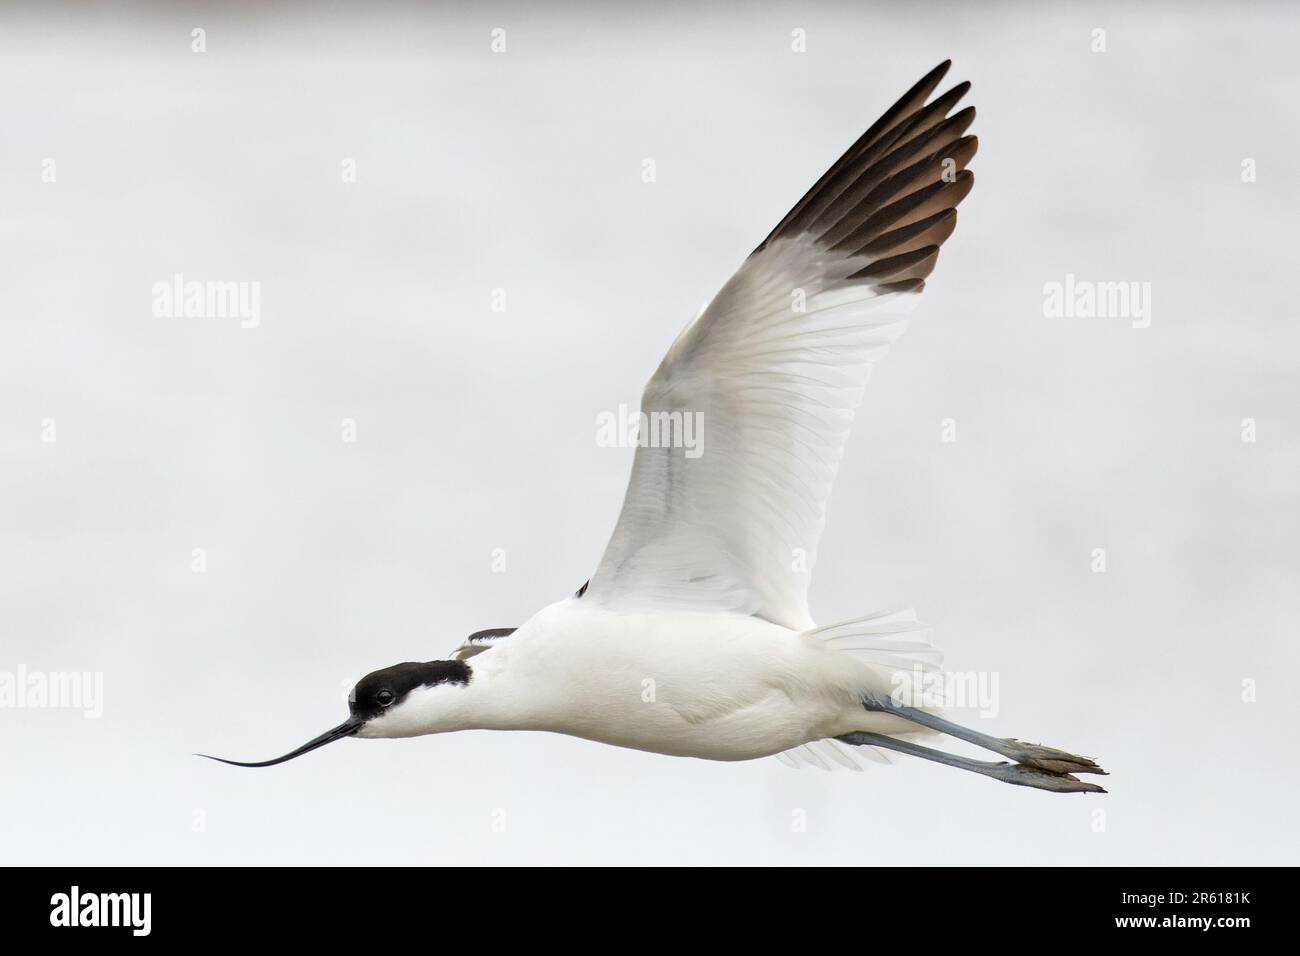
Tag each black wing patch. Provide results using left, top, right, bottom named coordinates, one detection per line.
left=466, top=627, right=516, bottom=643
left=450, top=627, right=517, bottom=661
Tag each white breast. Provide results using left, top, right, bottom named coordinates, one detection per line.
left=468, top=600, right=862, bottom=761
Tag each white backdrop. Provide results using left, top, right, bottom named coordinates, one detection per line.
left=2, top=1, right=1297, bottom=865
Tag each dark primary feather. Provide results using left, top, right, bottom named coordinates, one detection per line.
left=754, top=59, right=976, bottom=296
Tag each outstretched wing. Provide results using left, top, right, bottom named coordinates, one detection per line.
left=586, top=61, right=976, bottom=630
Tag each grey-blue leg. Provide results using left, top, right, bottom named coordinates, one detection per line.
left=857, top=693, right=1105, bottom=777
left=836, top=732, right=1106, bottom=794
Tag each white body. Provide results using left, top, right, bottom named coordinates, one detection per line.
left=359, top=600, right=934, bottom=764
left=351, top=63, right=976, bottom=772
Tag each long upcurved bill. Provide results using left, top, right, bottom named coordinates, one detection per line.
left=196, top=717, right=363, bottom=768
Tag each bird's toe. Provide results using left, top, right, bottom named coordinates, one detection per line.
left=993, top=763, right=1107, bottom=794
left=1004, top=738, right=1107, bottom=776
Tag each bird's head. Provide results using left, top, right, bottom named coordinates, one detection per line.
left=199, top=659, right=473, bottom=767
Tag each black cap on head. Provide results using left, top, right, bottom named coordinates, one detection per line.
left=350, top=660, right=472, bottom=720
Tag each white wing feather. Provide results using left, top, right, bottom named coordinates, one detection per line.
left=589, top=240, right=919, bottom=629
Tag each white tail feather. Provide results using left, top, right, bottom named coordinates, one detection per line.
left=776, top=609, right=942, bottom=771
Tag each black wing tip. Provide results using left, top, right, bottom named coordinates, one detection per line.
left=898, top=60, right=957, bottom=115
left=755, top=58, right=974, bottom=258
left=922, top=61, right=962, bottom=93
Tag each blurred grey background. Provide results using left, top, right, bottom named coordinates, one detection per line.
left=2, top=1, right=1297, bottom=865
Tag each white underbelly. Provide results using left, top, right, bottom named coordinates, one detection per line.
left=553, top=686, right=829, bottom=761
left=485, top=603, right=861, bottom=761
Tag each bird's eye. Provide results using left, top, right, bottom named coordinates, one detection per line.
left=376, top=689, right=395, bottom=707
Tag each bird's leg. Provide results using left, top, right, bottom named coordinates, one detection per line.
left=836, top=732, right=1106, bottom=794
left=858, top=694, right=1105, bottom=777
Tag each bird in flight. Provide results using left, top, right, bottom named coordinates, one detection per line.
left=203, top=61, right=1106, bottom=794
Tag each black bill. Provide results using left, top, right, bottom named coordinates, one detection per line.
left=196, top=717, right=363, bottom=768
